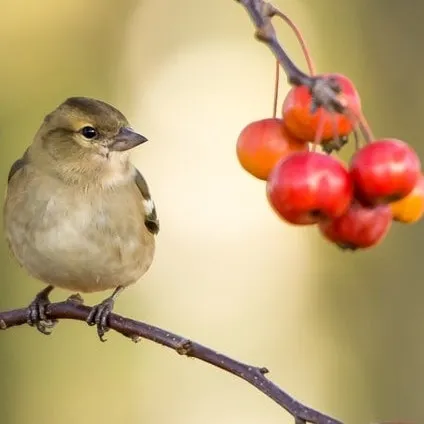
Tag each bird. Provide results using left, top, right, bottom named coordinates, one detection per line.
left=3, top=97, right=159, bottom=341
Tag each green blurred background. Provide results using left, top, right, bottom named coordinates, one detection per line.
left=1, top=1, right=423, bottom=423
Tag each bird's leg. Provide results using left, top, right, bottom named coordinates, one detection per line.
left=27, top=285, right=57, bottom=335
left=86, top=286, right=125, bottom=342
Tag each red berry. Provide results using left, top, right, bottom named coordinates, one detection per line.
left=267, top=151, right=353, bottom=225
left=282, top=73, right=361, bottom=142
left=318, top=202, right=392, bottom=250
left=236, top=118, right=308, bottom=180
left=350, top=139, right=421, bottom=205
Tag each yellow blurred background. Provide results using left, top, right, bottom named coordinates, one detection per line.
left=1, top=1, right=424, bottom=423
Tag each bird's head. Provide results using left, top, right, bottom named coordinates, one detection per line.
left=32, top=97, right=148, bottom=186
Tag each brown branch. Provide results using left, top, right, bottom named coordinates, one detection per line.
left=0, top=301, right=341, bottom=424
left=235, top=0, right=346, bottom=114
left=236, top=0, right=310, bottom=86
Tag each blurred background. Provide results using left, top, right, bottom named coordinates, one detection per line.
left=1, top=0, right=423, bottom=423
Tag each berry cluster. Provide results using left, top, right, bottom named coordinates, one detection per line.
left=236, top=19, right=423, bottom=251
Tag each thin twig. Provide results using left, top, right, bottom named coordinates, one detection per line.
left=0, top=301, right=342, bottom=424
left=273, top=59, right=280, bottom=118
left=235, top=0, right=346, bottom=116
left=237, top=0, right=310, bottom=85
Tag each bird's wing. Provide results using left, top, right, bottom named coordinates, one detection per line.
left=134, top=168, right=160, bottom=235
left=8, top=149, right=29, bottom=183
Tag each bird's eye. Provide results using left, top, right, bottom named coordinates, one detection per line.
left=81, top=126, right=98, bottom=139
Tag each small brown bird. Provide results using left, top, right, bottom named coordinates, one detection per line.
left=3, top=97, right=159, bottom=341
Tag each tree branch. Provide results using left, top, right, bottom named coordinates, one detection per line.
left=0, top=301, right=341, bottom=424
left=236, top=0, right=346, bottom=114
left=237, top=0, right=310, bottom=86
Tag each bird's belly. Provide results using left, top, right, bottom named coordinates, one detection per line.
left=6, top=192, right=155, bottom=293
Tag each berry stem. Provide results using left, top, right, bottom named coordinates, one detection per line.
left=344, top=105, right=375, bottom=143
left=273, top=10, right=316, bottom=76
left=272, top=60, right=280, bottom=118
left=353, top=127, right=361, bottom=150
left=312, top=114, right=326, bottom=152
left=356, top=111, right=375, bottom=143
left=337, top=89, right=375, bottom=144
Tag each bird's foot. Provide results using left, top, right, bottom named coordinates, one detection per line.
left=27, top=285, right=57, bottom=335
left=87, top=286, right=124, bottom=342
left=87, top=297, right=116, bottom=342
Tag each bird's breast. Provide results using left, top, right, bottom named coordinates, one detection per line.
left=5, top=174, right=155, bottom=292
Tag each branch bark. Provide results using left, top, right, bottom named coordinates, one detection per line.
left=236, top=0, right=346, bottom=114
left=0, top=301, right=342, bottom=424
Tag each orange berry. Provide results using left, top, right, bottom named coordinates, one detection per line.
left=282, top=73, right=361, bottom=142
left=390, top=175, right=424, bottom=223
left=236, top=118, right=308, bottom=181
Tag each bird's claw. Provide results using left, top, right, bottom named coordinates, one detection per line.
left=27, top=286, right=57, bottom=335
left=87, top=298, right=116, bottom=342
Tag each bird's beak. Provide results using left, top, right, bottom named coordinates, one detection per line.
left=109, top=128, right=148, bottom=152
